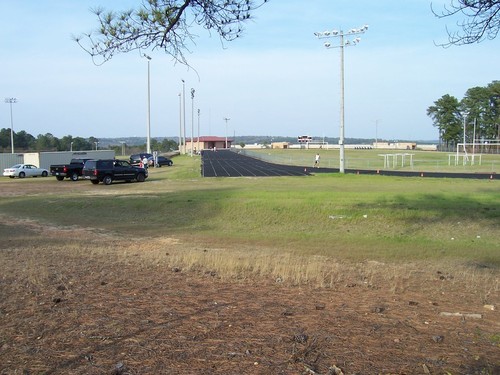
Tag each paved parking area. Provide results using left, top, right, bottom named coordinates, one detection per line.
left=201, top=149, right=313, bottom=177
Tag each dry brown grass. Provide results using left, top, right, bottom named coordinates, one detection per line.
left=1, top=173, right=499, bottom=374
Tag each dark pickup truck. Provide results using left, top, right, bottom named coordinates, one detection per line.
left=50, top=158, right=92, bottom=181
left=82, top=159, right=148, bottom=185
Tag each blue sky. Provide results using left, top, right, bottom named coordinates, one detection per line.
left=1, top=0, right=499, bottom=141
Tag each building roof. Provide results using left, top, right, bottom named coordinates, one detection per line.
left=186, top=136, right=232, bottom=142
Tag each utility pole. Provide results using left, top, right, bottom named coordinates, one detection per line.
left=4, top=97, right=17, bottom=154
left=223, top=117, right=230, bottom=149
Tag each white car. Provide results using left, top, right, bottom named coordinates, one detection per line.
left=3, top=164, right=49, bottom=178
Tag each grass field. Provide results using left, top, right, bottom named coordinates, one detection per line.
left=1, top=153, right=499, bottom=270
left=243, top=148, right=500, bottom=173
left=1, top=152, right=499, bottom=374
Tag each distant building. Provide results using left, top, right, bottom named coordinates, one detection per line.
left=374, top=142, right=416, bottom=150
left=185, top=136, right=232, bottom=153
left=271, top=142, right=290, bottom=149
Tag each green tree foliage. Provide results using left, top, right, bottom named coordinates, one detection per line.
left=73, top=137, right=94, bottom=151
left=433, top=0, right=500, bottom=46
left=161, top=138, right=178, bottom=151
left=0, top=128, right=13, bottom=149
left=427, top=94, right=462, bottom=147
left=0, top=132, right=97, bottom=152
left=35, top=133, right=60, bottom=151
left=74, top=0, right=269, bottom=65
left=427, top=81, right=500, bottom=147
left=1, top=128, right=179, bottom=154
left=58, top=136, right=93, bottom=151
left=14, top=131, right=36, bottom=150
left=150, top=138, right=178, bottom=152
left=461, top=83, right=500, bottom=140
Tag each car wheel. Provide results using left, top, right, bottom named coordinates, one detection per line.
left=19, top=172, right=25, bottom=178
left=103, top=175, right=113, bottom=185
left=42, top=171, right=48, bottom=177
left=91, top=179, right=99, bottom=185
left=56, top=176, right=64, bottom=181
left=136, top=173, right=145, bottom=182
left=168, top=161, right=173, bottom=166
left=70, top=172, right=78, bottom=181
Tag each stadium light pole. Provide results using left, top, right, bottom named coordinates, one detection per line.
left=143, top=54, right=152, bottom=154
left=223, top=117, right=230, bottom=148
left=178, top=93, right=182, bottom=152
left=197, top=109, right=201, bottom=154
left=181, top=79, right=186, bottom=154
left=315, top=25, right=368, bottom=173
left=190, top=88, right=195, bottom=157
left=4, top=97, right=17, bottom=154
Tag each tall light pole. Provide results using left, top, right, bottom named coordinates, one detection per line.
left=190, top=88, right=195, bottom=157
left=374, top=119, right=380, bottom=148
left=4, top=97, right=17, bottom=154
left=223, top=117, right=230, bottom=148
left=181, top=79, right=186, bottom=154
left=315, top=25, right=368, bottom=173
left=178, top=93, right=182, bottom=152
left=197, top=109, right=201, bottom=154
left=143, top=54, right=152, bottom=154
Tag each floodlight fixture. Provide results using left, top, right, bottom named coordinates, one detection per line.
left=313, top=24, right=369, bottom=173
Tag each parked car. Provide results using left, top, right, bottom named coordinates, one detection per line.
left=50, top=158, right=93, bottom=181
left=130, top=153, right=153, bottom=166
left=3, top=164, right=49, bottom=178
left=156, top=156, right=173, bottom=167
left=130, top=153, right=173, bottom=167
left=82, top=159, right=148, bottom=185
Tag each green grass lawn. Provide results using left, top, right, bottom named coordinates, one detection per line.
left=245, top=148, right=500, bottom=173
left=1, top=154, right=498, bottom=267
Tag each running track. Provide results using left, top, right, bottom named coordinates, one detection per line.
left=201, top=149, right=497, bottom=180
left=201, top=149, right=311, bottom=177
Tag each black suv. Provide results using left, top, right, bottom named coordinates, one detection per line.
left=82, top=159, right=148, bottom=185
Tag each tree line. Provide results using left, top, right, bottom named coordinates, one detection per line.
left=0, top=130, right=178, bottom=154
left=0, top=131, right=97, bottom=153
left=427, top=81, right=500, bottom=149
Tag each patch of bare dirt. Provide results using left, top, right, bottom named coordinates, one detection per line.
left=0, top=215, right=499, bottom=374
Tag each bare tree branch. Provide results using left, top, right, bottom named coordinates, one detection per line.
left=73, top=0, right=269, bottom=65
left=432, top=0, right=500, bottom=46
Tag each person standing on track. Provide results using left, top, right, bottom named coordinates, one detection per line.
left=314, top=153, right=320, bottom=168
